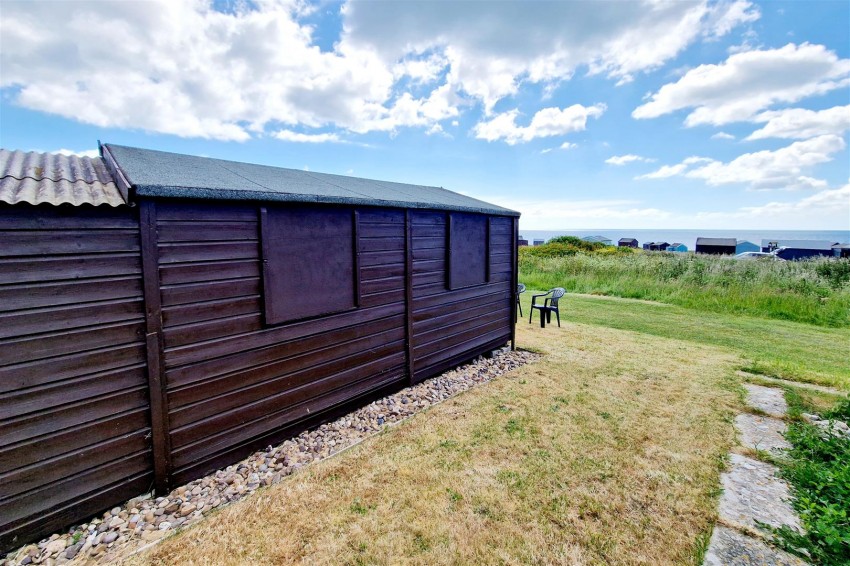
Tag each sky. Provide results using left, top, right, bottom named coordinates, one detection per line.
left=1, top=0, right=848, bottom=231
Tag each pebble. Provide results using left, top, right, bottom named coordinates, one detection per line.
left=4, top=349, right=536, bottom=566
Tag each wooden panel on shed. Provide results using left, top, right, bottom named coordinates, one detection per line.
left=0, top=204, right=152, bottom=554
left=261, top=205, right=356, bottom=324
left=448, top=213, right=488, bottom=290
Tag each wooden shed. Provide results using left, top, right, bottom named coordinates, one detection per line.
left=695, top=237, right=736, bottom=255
left=0, top=145, right=519, bottom=551
left=618, top=237, right=638, bottom=248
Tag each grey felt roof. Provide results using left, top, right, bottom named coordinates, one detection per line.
left=696, top=237, right=737, bottom=247
left=104, top=144, right=519, bottom=216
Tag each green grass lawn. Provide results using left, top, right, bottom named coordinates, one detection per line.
left=520, top=292, right=850, bottom=391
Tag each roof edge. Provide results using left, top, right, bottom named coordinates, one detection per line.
left=134, top=184, right=521, bottom=217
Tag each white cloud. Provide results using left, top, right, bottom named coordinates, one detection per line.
left=639, top=135, right=846, bottom=189
left=604, top=154, right=655, bottom=165
left=0, top=0, right=759, bottom=140
left=486, top=197, right=672, bottom=229
left=474, top=104, right=605, bottom=145
left=747, top=105, right=850, bottom=140
left=559, top=142, right=577, bottom=150
left=273, top=130, right=342, bottom=143
left=711, top=132, right=735, bottom=140
left=633, top=43, right=850, bottom=126
left=54, top=148, right=100, bottom=158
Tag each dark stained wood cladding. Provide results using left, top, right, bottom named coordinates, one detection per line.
left=0, top=204, right=153, bottom=552
left=155, top=203, right=408, bottom=484
left=410, top=211, right=512, bottom=382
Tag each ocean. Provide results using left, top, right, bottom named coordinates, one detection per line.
left=518, top=229, right=850, bottom=250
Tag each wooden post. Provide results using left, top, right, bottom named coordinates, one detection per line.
left=510, top=216, right=518, bottom=350
left=139, top=200, right=171, bottom=494
left=404, top=210, right=416, bottom=384
left=353, top=210, right=362, bottom=307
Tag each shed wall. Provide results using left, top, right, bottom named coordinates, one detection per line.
left=0, top=204, right=153, bottom=550
left=152, top=202, right=409, bottom=485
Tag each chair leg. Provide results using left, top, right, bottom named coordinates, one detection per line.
left=529, top=307, right=533, bottom=324
left=556, top=308, right=560, bottom=327
left=517, top=299, right=523, bottom=317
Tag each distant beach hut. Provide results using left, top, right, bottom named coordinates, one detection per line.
left=650, top=241, right=670, bottom=251
left=582, top=235, right=612, bottom=246
left=618, top=237, right=638, bottom=248
left=735, top=240, right=760, bottom=254
left=667, top=243, right=687, bottom=252
left=833, top=243, right=850, bottom=258
left=695, top=237, right=736, bottom=255
left=533, top=239, right=545, bottom=246
left=517, top=235, right=529, bottom=246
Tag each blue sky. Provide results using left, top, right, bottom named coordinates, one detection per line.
left=1, top=0, right=848, bottom=230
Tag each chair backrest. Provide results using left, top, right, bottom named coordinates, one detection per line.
left=549, top=287, right=566, bottom=306
left=517, top=283, right=526, bottom=294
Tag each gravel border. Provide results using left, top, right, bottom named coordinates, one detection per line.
left=3, top=348, right=539, bottom=566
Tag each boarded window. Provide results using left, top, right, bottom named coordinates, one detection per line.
left=448, top=213, right=488, bottom=289
left=261, top=206, right=356, bottom=324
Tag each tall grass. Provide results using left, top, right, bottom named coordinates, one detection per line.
left=519, top=249, right=850, bottom=328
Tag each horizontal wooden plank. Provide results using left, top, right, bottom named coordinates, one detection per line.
left=409, top=212, right=446, bottom=226
left=0, top=320, right=145, bottom=366
left=158, top=241, right=258, bottom=264
left=160, top=277, right=260, bottom=307
left=413, top=334, right=510, bottom=383
left=0, top=230, right=139, bottom=257
left=0, top=429, right=149, bottom=501
left=414, top=310, right=507, bottom=351
left=0, top=206, right=137, bottom=230
left=166, top=313, right=405, bottom=388
left=415, top=319, right=508, bottom=359
left=162, top=295, right=261, bottom=327
left=359, top=236, right=404, bottom=252
left=412, top=295, right=508, bottom=333
left=163, top=313, right=263, bottom=348
left=0, top=276, right=142, bottom=312
left=0, top=387, right=148, bottom=449
left=411, top=271, right=443, bottom=287
left=358, top=225, right=404, bottom=239
left=156, top=202, right=257, bottom=222
left=415, top=327, right=512, bottom=372
left=169, top=333, right=404, bottom=430
left=0, top=451, right=150, bottom=525
left=411, top=247, right=443, bottom=261
left=164, top=302, right=404, bottom=368
left=158, top=259, right=260, bottom=285
left=412, top=289, right=508, bottom=323
left=412, top=281, right=509, bottom=309
left=412, top=259, right=444, bottom=274
left=360, top=250, right=404, bottom=267
left=360, top=263, right=404, bottom=281
left=357, top=210, right=404, bottom=224
left=157, top=222, right=258, bottom=243
left=0, top=470, right=151, bottom=553
left=169, top=335, right=404, bottom=414
left=361, top=275, right=403, bottom=295
left=0, top=365, right=146, bottom=421
left=171, top=359, right=405, bottom=469
left=0, top=408, right=148, bottom=473
left=411, top=237, right=444, bottom=250
left=360, top=290, right=404, bottom=309
left=0, top=343, right=145, bottom=393
left=0, top=298, right=144, bottom=339
left=0, top=254, right=141, bottom=285
left=410, top=224, right=445, bottom=238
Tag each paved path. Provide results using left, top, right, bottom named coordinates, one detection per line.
left=703, top=382, right=808, bottom=565
left=736, top=371, right=845, bottom=396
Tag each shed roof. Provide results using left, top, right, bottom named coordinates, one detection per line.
left=760, top=239, right=838, bottom=250
left=0, top=149, right=126, bottom=207
left=582, top=235, right=612, bottom=243
left=618, top=238, right=638, bottom=243
left=104, top=144, right=519, bottom=217
left=696, top=237, right=736, bottom=247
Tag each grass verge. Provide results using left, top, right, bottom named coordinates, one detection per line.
left=519, top=292, right=850, bottom=390
left=129, top=320, right=741, bottom=565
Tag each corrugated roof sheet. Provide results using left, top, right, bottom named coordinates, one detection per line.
left=0, top=149, right=126, bottom=207
left=104, top=144, right=519, bottom=217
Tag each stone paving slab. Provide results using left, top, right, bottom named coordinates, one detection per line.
left=718, top=454, right=801, bottom=534
left=704, top=526, right=808, bottom=566
left=743, top=384, right=788, bottom=417
left=736, top=413, right=791, bottom=453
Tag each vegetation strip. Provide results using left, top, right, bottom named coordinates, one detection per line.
left=3, top=350, right=537, bottom=566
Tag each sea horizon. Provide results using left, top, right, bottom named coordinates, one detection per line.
left=518, top=228, right=850, bottom=250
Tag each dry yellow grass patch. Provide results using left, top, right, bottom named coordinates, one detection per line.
left=128, top=322, right=741, bottom=566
